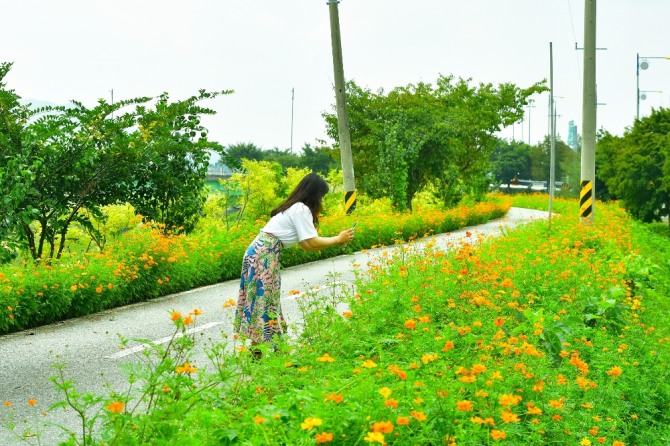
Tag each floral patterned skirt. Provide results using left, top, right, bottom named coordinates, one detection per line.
left=234, top=231, right=286, bottom=344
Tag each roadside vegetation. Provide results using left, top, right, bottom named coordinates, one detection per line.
left=3, top=194, right=668, bottom=445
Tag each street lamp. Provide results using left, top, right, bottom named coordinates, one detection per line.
left=636, top=53, right=670, bottom=120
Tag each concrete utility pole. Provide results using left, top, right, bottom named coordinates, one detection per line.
left=548, top=42, right=556, bottom=229
left=580, top=0, right=596, bottom=224
left=327, top=0, right=356, bottom=214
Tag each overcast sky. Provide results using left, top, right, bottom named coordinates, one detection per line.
left=2, top=0, right=669, bottom=154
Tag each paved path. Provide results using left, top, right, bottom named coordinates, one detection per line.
left=0, top=207, right=549, bottom=445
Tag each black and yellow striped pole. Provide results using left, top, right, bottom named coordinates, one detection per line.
left=580, top=0, right=596, bottom=224
left=579, top=180, right=593, bottom=220
left=327, top=0, right=356, bottom=214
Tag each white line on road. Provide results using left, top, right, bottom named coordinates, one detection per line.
left=106, top=321, right=224, bottom=359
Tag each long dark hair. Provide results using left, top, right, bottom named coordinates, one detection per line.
left=271, top=173, right=329, bottom=226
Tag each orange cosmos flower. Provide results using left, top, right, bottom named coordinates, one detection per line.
left=501, top=278, right=514, bottom=288
left=612, top=441, right=625, bottom=446
left=549, top=398, right=565, bottom=410
left=385, top=398, right=399, bottom=409
left=410, top=410, right=427, bottom=421
left=222, top=298, right=236, bottom=308
left=183, top=315, right=194, bottom=325
left=456, top=400, right=473, bottom=411
left=404, top=319, right=417, bottom=330
left=342, top=311, right=353, bottom=318
left=175, top=362, right=198, bottom=374
left=418, top=315, right=431, bottom=323
left=499, top=394, right=522, bottom=407
left=441, top=341, right=455, bottom=352
left=190, top=308, right=203, bottom=316
left=371, top=421, right=394, bottom=434
left=471, top=364, right=487, bottom=375
left=491, top=430, right=507, bottom=440
left=253, top=415, right=265, bottom=424
left=3, top=401, right=11, bottom=407
left=471, top=417, right=495, bottom=425
left=324, top=393, right=343, bottom=403
left=27, top=399, right=37, bottom=406
left=606, top=366, right=622, bottom=377
left=500, top=410, right=520, bottom=423
left=396, top=416, right=410, bottom=425
left=494, top=317, right=506, bottom=327
left=170, top=311, right=182, bottom=321
left=107, top=401, right=124, bottom=414
left=315, top=432, right=334, bottom=444
left=526, top=403, right=543, bottom=415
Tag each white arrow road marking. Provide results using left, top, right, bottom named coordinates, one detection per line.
left=106, top=321, right=224, bottom=359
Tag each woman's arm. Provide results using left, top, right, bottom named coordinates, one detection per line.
left=298, top=228, right=355, bottom=251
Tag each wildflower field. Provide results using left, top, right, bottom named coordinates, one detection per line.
left=0, top=197, right=509, bottom=335
left=9, top=195, right=667, bottom=446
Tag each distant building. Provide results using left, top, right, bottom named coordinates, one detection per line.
left=567, top=120, right=580, bottom=151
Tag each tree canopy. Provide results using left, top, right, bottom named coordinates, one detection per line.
left=0, top=62, right=231, bottom=260
left=596, top=107, right=670, bottom=223
left=323, top=75, right=546, bottom=210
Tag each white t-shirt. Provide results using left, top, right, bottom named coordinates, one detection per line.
left=262, top=202, right=318, bottom=248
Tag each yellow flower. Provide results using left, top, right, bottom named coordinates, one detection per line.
left=317, top=353, right=336, bottom=363
left=580, top=439, right=592, bottom=446
left=379, top=387, right=392, bottom=399
left=363, top=431, right=386, bottom=444
left=362, top=359, right=378, bottom=368
left=300, top=417, right=323, bottom=431
left=222, top=298, right=236, bottom=309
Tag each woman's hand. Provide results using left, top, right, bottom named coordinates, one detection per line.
left=337, top=227, right=355, bottom=245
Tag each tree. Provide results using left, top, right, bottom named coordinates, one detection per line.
left=324, top=76, right=546, bottom=210
left=1, top=62, right=232, bottom=259
left=128, top=90, right=231, bottom=234
left=490, top=139, right=531, bottom=187
left=1, top=62, right=151, bottom=260
left=263, top=147, right=302, bottom=170
left=0, top=62, right=38, bottom=260
left=300, top=143, right=337, bottom=175
left=225, top=142, right=265, bottom=162
left=596, top=108, right=670, bottom=224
